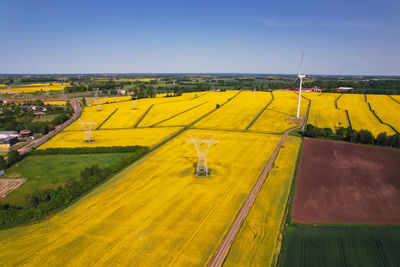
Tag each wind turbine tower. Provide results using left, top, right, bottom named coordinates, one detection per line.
left=296, top=54, right=305, bottom=118
left=79, top=121, right=96, bottom=142
left=187, top=135, right=218, bottom=176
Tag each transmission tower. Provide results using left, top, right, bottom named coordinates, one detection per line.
left=46, top=83, right=50, bottom=96
left=132, top=96, right=138, bottom=110
left=93, top=88, right=102, bottom=111
left=187, top=135, right=218, bottom=176
left=79, top=121, right=96, bottom=142
left=61, top=82, right=67, bottom=99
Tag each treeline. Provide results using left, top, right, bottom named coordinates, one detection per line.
left=64, top=81, right=130, bottom=94
left=0, top=151, right=23, bottom=170
left=304, top=124, right=400, bottom=148
left=0, top=146, right=149, bottom=226
left=30, top=146, right=146, bottom=155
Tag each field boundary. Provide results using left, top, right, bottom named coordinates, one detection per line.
left=134, top=104, right=154, bottom=127
left=150, top=101, right=209, bottom=127
left=190, top=90, right=242, bottom=127
left=208, top=122, right=302, bottom=267
left=388, top=95, right=400, bottom=105
left=335, top=94, right=352, bottom=129
left=245, top=91, right=274, bottom=130
left=367, top=101, right=399, bottom=134
left=96, top=108, right=118, bottom=130
left=272, top=137, right=303, bottom=267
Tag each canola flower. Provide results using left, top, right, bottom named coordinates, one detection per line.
left=0, top=130, right=281, bottom=266
left=225, top=136, right=301, bottom=266
left=337, top=94, right=395, bottom=136
left=249, top=91, right=308, bottom=133
left=38, top=127, right=183, bottom=149
left=194, top=91, right=272, bottom=131
left=303, top=92, right=348, bottom=129
left=367, top=95, right=400, bottom=133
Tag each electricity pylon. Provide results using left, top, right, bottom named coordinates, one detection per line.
left=46, top=84, right=50, bottom=96
left=187, top=135, right=218, bottom=176
left=93, top=88, right=102, bottom=111
left=132, top=96, right=138, bottom=110
left=79, top=121, right=96, bottom=142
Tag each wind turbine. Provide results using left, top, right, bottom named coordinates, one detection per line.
left=295, top=54, right=305, bottom=118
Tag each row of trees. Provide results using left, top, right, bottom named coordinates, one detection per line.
left=304, top=124, right=400, bottom=148
left=0, top=146, right=149, bottom=226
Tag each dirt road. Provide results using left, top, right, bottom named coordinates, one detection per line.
left=208, top=124, right=301, bottom=267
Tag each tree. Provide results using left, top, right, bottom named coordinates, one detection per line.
left=376, top=132, right=388, bottom=146
left=305, top=124, right=316, bottom=138
left=0, top=156, right=6, bottom=170
left=335, top=127, right=346, bottom=140
left=7, top=150, right=21, bottom=167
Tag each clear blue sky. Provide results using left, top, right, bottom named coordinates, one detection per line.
left=1, top=0, right=399, bottom=75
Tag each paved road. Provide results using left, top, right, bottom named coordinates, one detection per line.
left=18, top=99, right=81, bottom=155
left=208, top=124, right=302, bottom=267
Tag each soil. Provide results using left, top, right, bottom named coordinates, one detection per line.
left=292, top=138, right=400, bottom=224
left=0, top=178, right=26, bottom=198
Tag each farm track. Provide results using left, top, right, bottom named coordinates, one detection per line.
left=208, top=121, right=302, bottom=267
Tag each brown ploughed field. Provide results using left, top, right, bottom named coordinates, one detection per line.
left=292, top=138, right=400, bottom=224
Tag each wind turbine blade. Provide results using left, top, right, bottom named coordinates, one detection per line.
left=298, top=53, right=304, bottom=75
left=292, top=77, right=299, bottom=84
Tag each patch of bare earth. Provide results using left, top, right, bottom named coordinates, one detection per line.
left=292, top=138, right=400, bottom=224
left=0, top=177, right=26, bottom=198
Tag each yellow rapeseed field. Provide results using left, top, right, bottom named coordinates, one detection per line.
left=303, top=92, right=349, bottom=129
left=137, top=95, right=210, bottom=127
left=194, top=91, right=271, bottom=131
left=0, top=129, right=281, bottom=266
left=43, top=101, right=67, bottom=106
left=0, top=83, right=70, bottom=93
left=249, top=91, right=308, bottom=133
left=38, top=127, right=182, bottom=149
left=100, top=98, right=171, bottom=129
left=337, top=94, right=395, bottom=136
left=85, top=96, right=132, bottom=105
left=224, top=135, right=301, bottom=266
left=157, top=91, right=238, bottom=127
left=391, top=95, right=400, bottom=103
left=100, top=92, right=211, bottom=129
left=367, top=95, right=400, bottom=133
left=67, top=103, right=118, bottom=131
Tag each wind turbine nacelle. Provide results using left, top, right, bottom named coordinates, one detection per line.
left=298, top=74, right=306, bottom=78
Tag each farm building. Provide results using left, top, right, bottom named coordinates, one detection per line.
left=0, top=136, right=19, bottom=150
left=0, top=131, right=19, bottom=139
left=337, top=87, right=353, bottom=90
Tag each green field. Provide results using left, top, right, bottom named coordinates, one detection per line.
left=279, top=226, right=400, bottom=267
left=1, top=153, right=130, bottom=207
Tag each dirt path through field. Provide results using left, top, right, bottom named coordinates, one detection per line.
left=208, top=119, right=302, bottom=267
